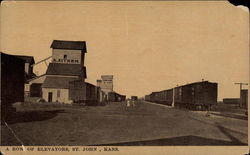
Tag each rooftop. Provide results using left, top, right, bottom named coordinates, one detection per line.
left=50, top=40, right=87, bottom=52
left=1, top=52, right=23, bottom=61
left=42, top=76, right=77, bottom=89
left=176, top=81, right=217, bottom=88
left=1, top=52, right=34, bottom=64
left=46, top=63, right=87, bottom=78
left=16, top=55, right=35, bottom=64
left=101, top=75, right=113, bottom=79
left=27, top=74, right=46, bottom=82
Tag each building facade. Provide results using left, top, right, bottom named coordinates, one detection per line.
left=42, top=40, right=87, bottom=103
left=240, top=89, right=248, bottom=109
left=16, top=55, right=36, bottom=82
left=96, top=75, right=113, bottom=95
left=25, top=74, right=46, bottom=97
left=15, top=55, right=37, bottom=97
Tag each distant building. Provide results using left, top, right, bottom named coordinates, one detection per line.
left=240, top=89, right=248, bottom=109
left=1, top=52, right=25, bottom=118
left=42, top=40, right=87, bottom=103
left=107, top=92, right=126, bottom=102
left=222, top=90, right=248, bottom=109
left=131, top=96, right=138, bottom=101
left=222, top=98, right=240, bottom=104
left=96, top=75, right=113, bottom=95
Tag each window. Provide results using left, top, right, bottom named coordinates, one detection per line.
left=63, top=55, right=67, bottom=59
left=57, top=90, right=60, bottom=97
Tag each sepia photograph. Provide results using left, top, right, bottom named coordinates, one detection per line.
left=0, top=0, right=249, bottom=154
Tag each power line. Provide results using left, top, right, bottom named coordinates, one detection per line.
left=31, top=56, right=52, bottom=67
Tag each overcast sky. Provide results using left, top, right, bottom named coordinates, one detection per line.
left=1, top=1, right=248, bottom=100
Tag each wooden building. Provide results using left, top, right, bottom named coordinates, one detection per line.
left=107, top=92, right=126, bottom=102
left=69, top=80, right=106, bottom=105
left=16, top=55, right=36, bottom=82
left=25, top=74, right=46, bottom=97
left=1, top=52, right=25, bottom=118
left=42, top=40, right=87, bottom=103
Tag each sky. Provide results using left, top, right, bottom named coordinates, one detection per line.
left=1, top=1, right=249, bottom=100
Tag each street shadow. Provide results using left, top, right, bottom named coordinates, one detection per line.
left=215, top=123, right=247, bottom=145
left=95, top=135, right=247, bottom=146
left=2, top=110, right=65, bottom=125
left=210, top=112, right=247, bottom=120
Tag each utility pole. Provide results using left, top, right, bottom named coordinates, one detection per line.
left=235, top=82, right=248, bottom=108
left=172, top=84, right=178, bottom=107
left=172, top=87, right=175, bottom=107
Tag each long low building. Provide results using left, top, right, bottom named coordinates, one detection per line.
left=222, top=98, right=240, bottom=104
left=107, top=91, right=126, bottom=102
left=145, top=81, right=218, bottom=110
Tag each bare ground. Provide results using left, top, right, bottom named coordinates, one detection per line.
left=1, top=101, right=248, bottom=146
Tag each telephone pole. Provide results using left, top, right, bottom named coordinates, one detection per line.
left=234, top=82, right=248, bottom=108
left=172, top=84, right=179, bottom=107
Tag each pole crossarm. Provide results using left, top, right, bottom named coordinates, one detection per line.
left=234, top=83, right=248, bottom=85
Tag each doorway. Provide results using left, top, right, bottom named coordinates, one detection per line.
left=48, top=92, right=53, bottom=102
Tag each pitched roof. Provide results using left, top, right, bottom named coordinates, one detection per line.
left=42, top=77, right=77, bottom=89
left=27, top=74, right=46, bottom=82
left=46, top=63, right=87, bottom=78
left=50, top=40, right=87, bottom=52
left=1, top=52, right=25, bottom=64
left=101, top=75, right=113, bottom=79
left=1, top=52, right=34, bottom=64
left=69, top=80, right=96, bottom=87
left=15, top=55, right=35, bottom=64
left=176, top=81, right=217, bottom=88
